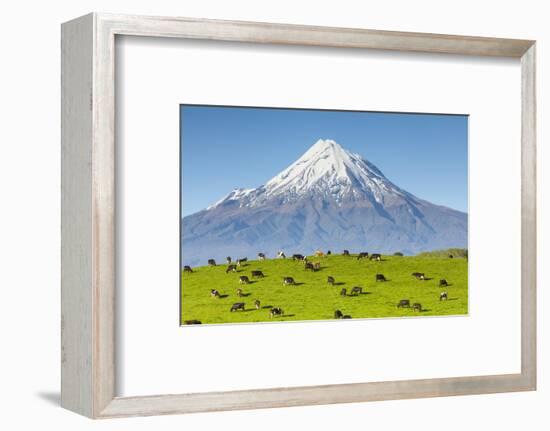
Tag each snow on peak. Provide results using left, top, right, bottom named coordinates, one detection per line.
left=206, top=187, right=255, bottom=210
left=264, top=138, right=401, bottom=202
left=205, top=139, right=410, bottom=211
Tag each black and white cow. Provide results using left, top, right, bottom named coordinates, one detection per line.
left=210, top=289, right=220, bottom=298
left=350, top=286, right=362, bottom=295
left=236, top=257, right=248, bottom=267
left=412, top=272, right=425, bottom=280
left=397, top=299, right=410, bottom=308
left=258, top=252, right=266, bottom=260
left=270, top=307, right=284, bottom=318
left=439, top=279, right=448, bottom=287
left=357, top=252, right=369, bottom=260
left=376, top=273, right=387, bottom=282
left=183, top=319, right=202, bottom=325
left=230, top=302, right=245, bottom=312
left=226, top=264, right=237, bottom=273
left=239, top=275, right=250, bottom=284
left=282, top=277, right=295, bottom=286
left=440, top=292, right=448, bottom=301
left=251, top=270, right=264, bottom=278
left=208, top=259, right=216, bottom=267
left=183, top=265, right=193, bottom=273
left=370, top=253, right=382, bottom=261
left=327, top=276, right=335, bottom=286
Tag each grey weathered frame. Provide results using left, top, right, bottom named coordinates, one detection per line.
left=61, top=13, right=536, bottom=419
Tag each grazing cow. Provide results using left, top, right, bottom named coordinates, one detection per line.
left=376, top=273, right=387, bottom=282
left=440, top=292, right=448, bottom=301
left=340, top=288, right=347, bottom=297
left=327, top=250, right=332, bottom=255
left=226, top=264, right=237, bottom=273
left=183, top=265, right=193, bottom=273
left=412, top=272, right=425, bottom=280
left=327, top=276, right=335, bottom=286
left=304, top=262, right=315, bottom=271
left=292, top=254, right=305, bottom=261
left=239, top=275, right=250, bottom=284
left=343, top=250, right=350, bottom=256
left=230, top=302, right=245, bottom=312
left=183, top=319, right=202, bottom=325
left=254, top=299, right=261, bottom=310
left=439, top=279, right=448, bottom=287
left=277, top=251, right=286, bottom=259
left=314, top=250, right=325, bottom=257
left=236, top=288, right=243, bottom=297
left=210, top=289, right=220, bottom=298
left=251, top=270, right=264, bottom=278
left=258, top=252, right=266, bottom=260
left=282, top=277, right=295, bottom=286
left=412, top=303, right=422, bottom=312
left=397, top=299, right=410, bottom=308
left=342, top=315, right=352, bottom=319
left=236, top=257, right=248, bottom=267
left=357, top=252, right=369, bottom=260
left=313, top=262, right=321, bottom=271
left=226, top=256, right=232, bottom=264
left=208, top=259, right=217, bottom=266
left=270, top=307, right=284, bottom=318
left=370, top=253, right=382, bottom=261
left=350, top=286, right=362, bottom=295
left=334, top=310, right=343, bottom=319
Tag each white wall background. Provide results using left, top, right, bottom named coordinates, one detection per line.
left=0, top=0, right=546, bottom=429
left=119, top=37, right=522, bottom=396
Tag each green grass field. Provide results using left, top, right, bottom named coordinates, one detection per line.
left=181, top=254, right=468, bottom=325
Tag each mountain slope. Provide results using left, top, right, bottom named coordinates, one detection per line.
left=182, top=139, right=467, bottom=266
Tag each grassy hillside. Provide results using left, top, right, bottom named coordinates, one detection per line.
left=417, top=248, right=468, bottom=258
left=181, top=254, right=468, bottom=325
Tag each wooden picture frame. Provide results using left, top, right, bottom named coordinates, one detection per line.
left=61, top=12, right=536, bottom=419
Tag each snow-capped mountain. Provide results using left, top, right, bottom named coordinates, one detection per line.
left=182, top=139, right=467, bottom=266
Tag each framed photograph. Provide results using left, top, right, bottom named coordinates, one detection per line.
left=61, top=13, right=536, bottom=418
left=180, top=105, right=469, bottom=324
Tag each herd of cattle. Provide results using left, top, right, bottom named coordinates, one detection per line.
left=182, top=250, right=454, bottom=325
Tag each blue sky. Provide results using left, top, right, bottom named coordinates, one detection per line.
left=180, top=105, right=468, bottom=216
